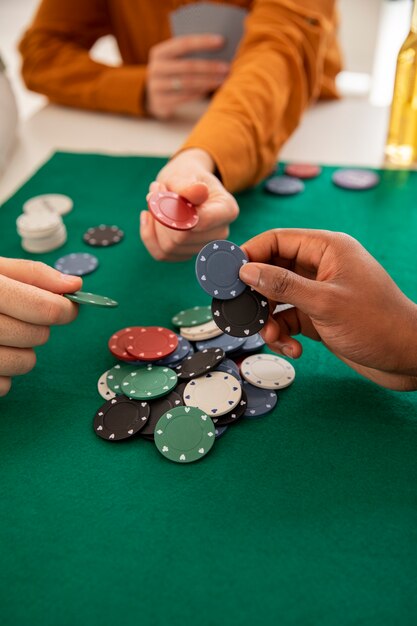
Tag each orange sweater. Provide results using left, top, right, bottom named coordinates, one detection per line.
left=19, top=0, right=341, bottom=192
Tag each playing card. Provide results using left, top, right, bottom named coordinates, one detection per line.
left=170, top=2, right=248, bottom=62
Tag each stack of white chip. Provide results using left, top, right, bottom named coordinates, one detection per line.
left=16, top=193, right=73, bottom=254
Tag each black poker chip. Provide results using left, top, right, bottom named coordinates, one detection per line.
left=93, top=396, right=149, bottom=441
left=211, top=287, right=269, bottom=338
left=83, top=224, right=124, bottom=247
left=211, top=389, right=248, bottom=426
left=175, top=381, right=188, bottom=401
left=175, top=348, right=225, bottom=380
left=140, top=390, right=183, bottom=438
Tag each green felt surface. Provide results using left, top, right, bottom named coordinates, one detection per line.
left=1, top=152, right=417, bottom=626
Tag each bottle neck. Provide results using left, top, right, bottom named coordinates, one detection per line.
left=412, top=0, right=417, bottom=33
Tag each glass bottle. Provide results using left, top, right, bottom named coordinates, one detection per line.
left=385, top=0, right=417, bottom=166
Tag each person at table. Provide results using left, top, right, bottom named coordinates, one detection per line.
left=19, top=0, right=342, bottom=260
left=239, top=229, right=417, bottom=392
left=0, top=258, right=81, bottom=397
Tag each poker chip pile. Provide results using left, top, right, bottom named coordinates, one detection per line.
left=95, top=306, right=295, bottom=464
left=16, top=194, right=73, bottom=253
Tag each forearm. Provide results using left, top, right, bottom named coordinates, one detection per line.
left=180, top=0, right=341, bottom=192
left=20, top=32, right=147, bottom=116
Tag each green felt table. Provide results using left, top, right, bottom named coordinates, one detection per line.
left=1, top=152, right=417, bottom=626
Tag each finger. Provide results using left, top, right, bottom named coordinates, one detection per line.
left=152, top=35, right=224, bottom=60
left=240, top=229, right=338, bottom=276
left=173, top=182, right=210, bottom=206
left=150, top=91, right=209, bottom=118
left=152, top=75, right=226, bottom=93
left=260, top=315, right=302, bottom=358
left=140, top=211, right=168, bottom=261
left=265, top=337, right=303, bottom=360
left=0, top=312, right=50, bottom=348
left=0, top=346, right=36, bottom=376
left=239, top=262, right=326, bottom=316
left=140, top=211, right=229, bottom=262
left=0, top=257, right=82, bottom=293
left=147, top=181, right=168, bottom=197
left=0, top=274, right=80, bottom=326
left=151, top=59, right=229, bottom=77
left=0, top=376, right=12, bottom=397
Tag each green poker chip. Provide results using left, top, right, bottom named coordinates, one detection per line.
left=106, top=363, right=144, bottom=394
left=171, top=306, right=212, bottom=327
left=64, top=291, right=118, bottom=307
left=121, top=365, right=177, bottom=400
left=154, top=406, right=215, bottom=463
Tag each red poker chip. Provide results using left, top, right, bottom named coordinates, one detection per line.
left=284, top=163, right=322, bottom=179
left=108, top=327, right=144, bottom=361
left=148, top=191, right=199, bottom=231
left=125, top=326, right=179, bottom=361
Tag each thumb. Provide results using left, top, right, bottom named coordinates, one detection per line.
left=176, top=181, right=209, bottom=206
left=239, top=262, right=321, bottom=313
left=0, top=257, right=82, bottom=294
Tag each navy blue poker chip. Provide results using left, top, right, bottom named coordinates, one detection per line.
left=195, top=239, right=248, bottom=300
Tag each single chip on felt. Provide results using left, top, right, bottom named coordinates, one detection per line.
left=195, top=239, right=248, bottom=299
left=284, top=163, right=322, bottom=179
left=264, top=175, right=304, bottom=196
left=332, top=168, right=380, bottom=190
left=55, top=253, right=99, bottom=276
left=148, top=191, right=199, bottom=231
left=93, top=396, right=150, bottom=441
left=83, top=224, right=124, bottom=247
left=212, top=287, right=268, bottom=337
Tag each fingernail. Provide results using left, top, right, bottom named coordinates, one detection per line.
left=61, top=273, right=78, bottom=281
left=240, top=264, right=260, bottom=287
left=282, top=346, right=294, bottom=358
left=141, top=211, right=148, bottom=227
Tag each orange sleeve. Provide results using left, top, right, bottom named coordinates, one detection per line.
left=180, top=0, right=342, bottom=192
left=19, top=0, right=147, bottom=116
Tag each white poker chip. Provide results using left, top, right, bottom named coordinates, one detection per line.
left=21, top=225, right=67, bottom=254
left=97, top=370, right=116, bottom=401
left=17, top=211, right=63, bottom=238
left=183, top=371, right=242, bottom=417
left=179, top=319, right=223, bottom=341
left=23, top=194, right=73, bottom=216
left=241, top=354, right=295, bottom=390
